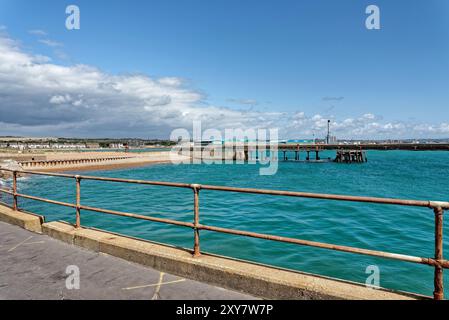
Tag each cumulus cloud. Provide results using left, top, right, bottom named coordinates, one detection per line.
left=0, top=34, right=277, bottom=137
left=0, top=33, right=448, bottom=139
left=283, top=114, right=449, bottom=139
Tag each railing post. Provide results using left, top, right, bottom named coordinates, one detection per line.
left=75, top=175, right=81, bottom=228
left=192, top=184, right=201, bottom=257
left=12, top=170, right=18, bottom=211
left=433, top=206, right=444, bottom=300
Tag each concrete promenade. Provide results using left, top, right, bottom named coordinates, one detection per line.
left=0, top=203, right=423, bottom=300
left=0, top=221, right=256, bottom=300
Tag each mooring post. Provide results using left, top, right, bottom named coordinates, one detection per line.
left=433, top=206, right=444, bottom=300
left=75, top=175, right=81, bottom=228
left=192, top=184, right=201, bottom=257
left=12, top=170, right=17, bottom=211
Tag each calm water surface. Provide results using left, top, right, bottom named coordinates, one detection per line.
left=5, top=150, right=449, bottom=296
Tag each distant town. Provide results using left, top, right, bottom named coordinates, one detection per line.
left=0, top=137, right=176, bottom=151
left=1, top=136, right=449, bottom=151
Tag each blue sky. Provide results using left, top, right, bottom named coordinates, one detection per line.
left=0, top=0, right=448, bottom=138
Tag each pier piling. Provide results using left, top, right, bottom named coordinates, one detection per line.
left=334, top=149, right=367, bottom=163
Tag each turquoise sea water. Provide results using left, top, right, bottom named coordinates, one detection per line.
left=4, top=150, right=449, bottom=296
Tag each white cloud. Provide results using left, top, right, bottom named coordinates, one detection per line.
left=72, top=99, right=83, bottom=107
left=362, top=113, right=376, bottom=120
left=0, top=34, right=269, bottom=137
left=28, top=29, right=67, bottom=60
left=49, top=94, right=72, bottom=104
left=158, top=77, right=183, bottom=87
left=32, top=54, right=52, bottom=63
left=28, top=29, right=48, bottom=36
left=38, top=39, right=63, bottom=47
left=227, top=98, right=258, bottom=106
left=0, top=33, right=448, bottom=139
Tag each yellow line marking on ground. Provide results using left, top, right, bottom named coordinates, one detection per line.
left=8, top=236, right=33, bottom=252
left=121, top=275, right=186, bottom=292
left=151, top=272, right=165, bottom=300
left=152, top=279, right=186, bottom=288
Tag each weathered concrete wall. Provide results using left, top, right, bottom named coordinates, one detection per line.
left=0, top=203, right=424, bottom=300
left=0, top=204, right=43, bottom=233
left=1, top=151, right=190, bottom=172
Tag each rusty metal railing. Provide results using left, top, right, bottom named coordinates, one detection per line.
left=0, top=168, right=448, bottom=299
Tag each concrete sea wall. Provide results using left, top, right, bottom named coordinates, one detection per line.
left=0, top=203, right=424, bottom=300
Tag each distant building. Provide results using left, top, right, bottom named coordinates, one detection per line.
left=328, top=135, right=337, bottom=144
left=86, top=143, right=100, bottom=149
left=0, top=142, right=87, bottom=149
left=285, top=139, right=315, bottom=145
left=109, top=143, right=125, bottom=149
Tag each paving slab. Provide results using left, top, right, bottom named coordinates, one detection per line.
left=0, top=221, right=257, bottom=300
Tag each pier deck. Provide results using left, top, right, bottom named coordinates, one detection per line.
left=0, top=221, right=255, bottom=300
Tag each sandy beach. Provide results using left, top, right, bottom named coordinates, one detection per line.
left=0, top=150, right=189, bottom=173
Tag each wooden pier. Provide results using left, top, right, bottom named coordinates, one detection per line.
left=281, top=147, right=331, bottom=162
left=280, top=146, right=367, bottom=164
left=276, top=143, right=449, bottom=151
left=194, top=145, right=368, bottom=164
left=334, top=150, right=367, bottom=163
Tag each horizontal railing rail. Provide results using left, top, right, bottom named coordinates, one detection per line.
left=0, top=167, right=447, bottom=299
